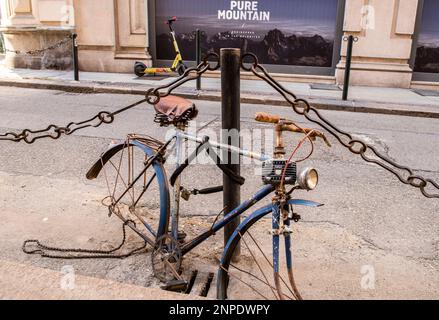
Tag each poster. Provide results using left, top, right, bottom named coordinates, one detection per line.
left=415, top=0, right=439, bottom=73
left=155, top=0, right=338, bottom=67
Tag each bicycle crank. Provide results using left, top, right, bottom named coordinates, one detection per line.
left=151, top=234, right=183, bottom=282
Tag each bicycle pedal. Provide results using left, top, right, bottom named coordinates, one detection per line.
left=181, top=188, right=191, bottom=201
left=177, top=231, right=187, bottom=243
left=161, top=279, right=188, bottom=293
left=167, top=231, right=187, bottom=243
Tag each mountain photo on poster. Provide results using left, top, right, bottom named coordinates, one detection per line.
left=155, top=0, right=338, bottom=67
left=415, top=0, right=439, bottom=73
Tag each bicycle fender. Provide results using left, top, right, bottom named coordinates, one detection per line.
left=221, top=200, right=323, bottom=264
left=86, top=140, right=158, bottom=180
left=221, top=204, right=273, bottom=265
left=86, top=142, right=130, bottom=180
left=288, top=199, right=324, bottom=207
left=85, top=140, right=170, bottom=238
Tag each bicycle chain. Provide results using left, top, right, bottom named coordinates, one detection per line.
left=22, top=220, right=147, bottom=259
left=3, top=34, right=73, bottom=56
left=241, top=52, right=439, bottom=199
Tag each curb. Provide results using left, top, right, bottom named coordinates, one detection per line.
left=1, top=78, right=439, bottom=119
left=0, top=259, right=206, bottom=300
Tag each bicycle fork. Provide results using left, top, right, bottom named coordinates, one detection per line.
left=272, top=201, right=303, bottom=300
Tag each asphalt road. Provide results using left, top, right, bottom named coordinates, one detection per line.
left=0, top=87, right=438, bottom=299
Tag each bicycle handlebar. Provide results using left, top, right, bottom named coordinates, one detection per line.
left=255, top=112, right=332, bottom=147
left=255, top=112, right=280, bottom=124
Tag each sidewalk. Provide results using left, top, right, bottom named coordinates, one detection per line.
left=0, top=259, right=205, bottom=300
left=1, top=65, right=439, bottom=118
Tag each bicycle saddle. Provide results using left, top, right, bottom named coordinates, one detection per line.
left=154, top=95, right=198, bottom=127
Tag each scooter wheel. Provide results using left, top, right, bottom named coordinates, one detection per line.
left=177, top=64, right=187, bottom=76
left=134, top=62, right=147, bottom=77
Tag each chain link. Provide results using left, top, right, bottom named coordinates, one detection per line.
left=0, top=100, right=144, bottom=144
left=3, top=34, right=73, bottom=56
left=145, top=52, right=220, bottom=106
left=241, top=52, right=439, bottom=199
left=0, top=53, right=219, bottom=144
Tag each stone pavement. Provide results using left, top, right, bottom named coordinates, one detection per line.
left=0, top=259, right=204, bottom=300
left=1, top=65, right=439, bottom=118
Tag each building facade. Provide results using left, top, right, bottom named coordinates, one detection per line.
left=0, top=0, right=438, bottom=90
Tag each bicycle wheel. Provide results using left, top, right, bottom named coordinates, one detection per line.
left=134, top=62, right=146, bottom=77
left=217, top=205, right=303, bottom=300
left=91, top=137, right=170, bottom=243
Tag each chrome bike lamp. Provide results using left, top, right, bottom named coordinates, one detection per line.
left=297, top=167, right=319, bottom=191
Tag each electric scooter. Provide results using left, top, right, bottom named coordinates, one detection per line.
left=134, top=16, right=187, bottom=77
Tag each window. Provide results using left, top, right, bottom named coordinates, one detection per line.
left=153, top=0, right=343, bottom=74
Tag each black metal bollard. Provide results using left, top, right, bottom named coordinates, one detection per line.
left=195, top=29, right=202, bottom=91
left=221, top=48, right=241, bottom=261
left=342, top=35, right=356, bottom=101
left=72, top=33, right=79, bottom=81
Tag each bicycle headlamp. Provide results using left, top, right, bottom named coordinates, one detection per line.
left=297, top=167, right=319, bottom=190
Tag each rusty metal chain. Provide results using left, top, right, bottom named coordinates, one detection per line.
left=0, top=99, right=147, bottom=144
left=0, top=53, right=219, bottom=144
left=4, top=34, right=73, bottom=56
left=22, top=220, right=147, bottom=259
left=241, top=52, right=439, bottom=199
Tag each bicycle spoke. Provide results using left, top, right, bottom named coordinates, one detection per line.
left=228, top=263, right=294, bottom=300
left=111, top=141, right=127, bottom=200
left=238, top=231, right=279, bottom=299
left=220, top=266, right=270, bottom=300
left=108, top=159, right=132, bottom=203
left=116, top=161, right=155, bottom=206
left=247, top=230, right=297, bottom=299
left=128, top=144, right=135, bottom=204
left=221, top=222, right=298, bottom=300
left=101, top=157, right=112, bottom=203
left=144, top=154, right=148, bottom=188
left=133, top=172, right=156, bottom=208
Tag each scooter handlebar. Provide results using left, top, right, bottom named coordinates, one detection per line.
left=166, top=16, right=177, bottom=24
